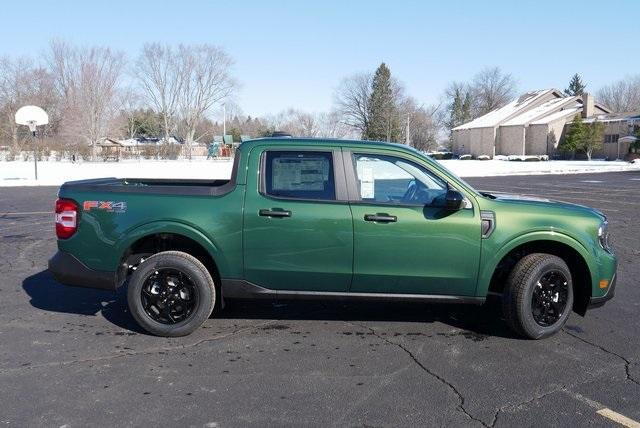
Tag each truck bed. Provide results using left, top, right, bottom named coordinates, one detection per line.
left=59, top=177, right=235, bottom=196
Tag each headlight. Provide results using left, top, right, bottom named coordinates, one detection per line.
left=598, top=221, right=612, bottom=252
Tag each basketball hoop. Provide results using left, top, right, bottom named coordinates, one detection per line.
left=15, top=106, right=49, bottom=181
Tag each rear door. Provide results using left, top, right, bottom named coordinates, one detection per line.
left=242, top=146, right=353, bottom=292
left=345, top=149, right=481, bottom=296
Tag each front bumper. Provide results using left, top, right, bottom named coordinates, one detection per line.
left=48, top=251, right=117, bottom=291
left=588, top=273, right=616, bottom=309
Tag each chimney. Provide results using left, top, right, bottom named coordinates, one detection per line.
left=582, top=92, right=595, bottom=118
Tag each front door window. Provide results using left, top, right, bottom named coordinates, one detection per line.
left=353, top=154, right=448, bottom=206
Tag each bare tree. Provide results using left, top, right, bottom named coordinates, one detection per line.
left=48, top=40, right=125, bottom=159
left=597, top=75, right=640, bottom=113
left=135, top=43, right=183, bottom=143
left=113, top=88, right=144, bottom=139
left=260, top=108, right=354, bottom=139
left=316, top=110, right=354, bottom=139
left=471, top=66, right=517, bottom=116
left=398, top=97, right=440, bottom=152
left=334, top=72, right=372, bottom=136
left=175, top=44, right=236, bottom=157
left=0, top=56, right=58, bottom=154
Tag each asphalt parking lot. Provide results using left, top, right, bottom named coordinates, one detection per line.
left=1, top=171, right=639, bottom=427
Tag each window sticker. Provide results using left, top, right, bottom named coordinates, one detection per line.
left=272, top=157, right=327, bottom=191
left=360, top=166, right=375, bottom=199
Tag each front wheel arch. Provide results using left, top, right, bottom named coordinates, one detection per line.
left=483, top=238, right=592, bottom=315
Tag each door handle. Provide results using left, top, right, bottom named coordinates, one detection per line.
left=259, top=209, right=292, bottom=218
left=364, top=213, right=397, bottom=223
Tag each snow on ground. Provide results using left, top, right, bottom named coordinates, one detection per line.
left=439, top=159, right=640, bottom=177
left=0, top=158, right=638, bottom=187
left=0, top=159, right=234, bottom=187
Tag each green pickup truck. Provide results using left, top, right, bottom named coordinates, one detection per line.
left=49, top=138, right=616, bottom=339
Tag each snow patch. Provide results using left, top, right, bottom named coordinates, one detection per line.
left=1, top=158, right=638, bottom=186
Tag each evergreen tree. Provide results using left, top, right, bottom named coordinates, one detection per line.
left=560, top=115, right=585, bottom=158
left=446, top=88, right=473, bottom=144
left=461, top=91, right=472, bottom=123
left=446, top=88, right=464, bottom=131
left=564, top=73, right=587, bottom=96
left=364, top=63, right=400, bottom=142
left=449, top=89, right=473, bottom=128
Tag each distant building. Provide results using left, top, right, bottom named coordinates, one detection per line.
left=583, top=113, right=640, bottom=160
left=451, top=89, right=639, bottom=159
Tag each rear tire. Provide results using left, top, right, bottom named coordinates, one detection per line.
left=502, top=253, right=573, bottom=339
left=127, top=251, right=216, bottom=337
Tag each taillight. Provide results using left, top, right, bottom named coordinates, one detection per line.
left=55, top=198, right=79, bottom=239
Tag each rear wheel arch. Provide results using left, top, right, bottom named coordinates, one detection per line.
left=483, top=237, right=593, bottom=315
left=116, top=226, right=222, bottom=291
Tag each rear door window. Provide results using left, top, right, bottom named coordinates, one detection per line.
left=264, top=151, right=336, bottom=201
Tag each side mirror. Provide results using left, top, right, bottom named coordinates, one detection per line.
left=445, top=189, right=465, bottom=211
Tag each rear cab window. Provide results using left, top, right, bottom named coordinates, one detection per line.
left=263, top=151, right=336, bottom=201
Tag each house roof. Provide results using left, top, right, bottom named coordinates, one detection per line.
left=502, top=97, right=579, bottom=126
left=452, top=89, right=561, bottom=131
left=453, top=89, right=620, bottom=131
left=582, top=111, right=640, bottom=123
left=530, top=107, right=581, bottom=125
left=97, top=138, right=123, bottom=147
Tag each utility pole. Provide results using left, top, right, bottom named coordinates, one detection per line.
left=405, top=114, right=411, bottom=146
left=223, top=103, right=226, bottom=136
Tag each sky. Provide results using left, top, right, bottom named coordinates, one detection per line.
left=1, top=0, right=638, bottom=118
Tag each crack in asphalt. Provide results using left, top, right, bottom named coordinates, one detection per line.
left=350, top=322, right=489, bottom=427
left=488, top=387, right=564, bottom=427
left=486, top=379, right=601, bottom=427
left=347, top=323, right=631, bottom=428
left=0, top=320, right=276, bottom=376
left=563, top=328, right=640, bottom=386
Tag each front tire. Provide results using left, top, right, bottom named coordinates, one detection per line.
left=127, top=251, right=216, bottom=337
left=502, top=253, right=573, bottom=339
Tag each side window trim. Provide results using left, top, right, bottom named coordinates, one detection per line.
left=341, top=149, right=360, bottom=201
left=258, top=149, right=348, bottom=202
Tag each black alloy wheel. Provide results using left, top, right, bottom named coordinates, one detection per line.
left=531, top=270, right=569, bottom=327
left=140, top=268, right=198, bottom=324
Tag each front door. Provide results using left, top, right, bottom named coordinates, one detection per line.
left=243, top=147, right=353, bottom=292
left=347, top=151, right=481, bottom=296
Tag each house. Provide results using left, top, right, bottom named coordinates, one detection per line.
left=583, top=113, right=640, bottom=159
left=451, top=89, right=621, bottom=158
left=95, top=138, right=123, bottom=160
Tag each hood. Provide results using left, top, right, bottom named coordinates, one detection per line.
left=484, top=192, right=605, bottom=220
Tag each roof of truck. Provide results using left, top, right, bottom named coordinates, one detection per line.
left=239, top=137, right=413, bottom=152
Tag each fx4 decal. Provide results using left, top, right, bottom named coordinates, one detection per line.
left=83, top=200, right=127, bottom=213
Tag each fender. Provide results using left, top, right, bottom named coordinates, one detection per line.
left=115, top=220, right=230, bottom=278
left=476, top=230, right=596, bottom=297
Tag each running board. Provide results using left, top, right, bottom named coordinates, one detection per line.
left=221, top=279, right=485, bottom=305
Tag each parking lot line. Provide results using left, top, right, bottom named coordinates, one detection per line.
left=569, top=392, right=640, bottom=428
left=597, top=409, right=640, bottom=428
left=1, top=211, right=51, bottom=216
left=482, top=184, right=638, bottom=195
